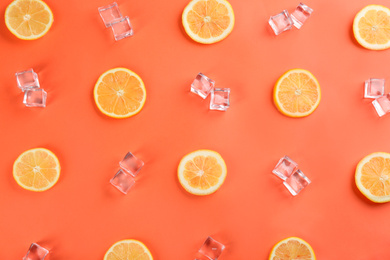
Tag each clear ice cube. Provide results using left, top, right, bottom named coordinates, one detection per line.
left=268, top=10, right=293, bottom=35
left=372, top=94, right=390, bottom=117
left=272, top=156, right=298, bottom=181
left=98, top=2, right=123, bottom=27
left=119, top=152, right=144, bottom=177
left=111, top=16, right=133, bottom=41
left=191, top=73, right=215, bottom=99
left=291, top=3, right=313, bottom=29
left=110, top=169, right=135, bottom=194
left=23, top=243, right=49, bottom=260
left=198, top=237, right=225, bottom=260
left=15, top=69, right=39, bottom=91
left=365, top=78, right=385, bottom=98
left=210, top=88, right=230, bottom=111
left=283, top=169, right=311, bottom=196
left=23, top=88, right=47, bottom=107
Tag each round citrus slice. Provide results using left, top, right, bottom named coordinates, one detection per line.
left=269, top=237, right=316, bottom=260
left=182, top=0, right=235, bottom=44
left=178, top=149, right=227, bottom=195
left=273, top=69, right=321, bottom=118
left=13, top=148, right=60, bottom=192
left=353, top=5, right=390, bottom=50
left=104, top=239, right=153, bottom=260
left=94, top=68, right=146, bottom=119
left=5, top=0, right=54, bottom=40
left=355, top=152, right=390, bottom=203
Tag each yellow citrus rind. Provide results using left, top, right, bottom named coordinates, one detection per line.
left=104, top=239, right=153, bottom=260
left=269, top=237, right=316, bottom=260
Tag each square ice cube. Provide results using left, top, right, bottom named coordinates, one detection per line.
left=119, top=152, right=144, bottom=177
left=272, top=156, right=298, bottom=180
left=198, top=237, right=225, bottom=260
left=291, top=3, right=313, bottom=29
left=268, top=10, right=293, bottom=35
left=23, top=88, right=47, bottom=107
left=210, top=88, right=230, bottom=111
left=191, top=73, right=215, bottom=99
left=283, top=169, right=311, bottom=196
left=365, top=78, right=385, bottom=98
left=372, top=94, right=390, bottom=117
left=98, top=2, right=123, bottom=27
left=111, top=16, right=133, bottom=41
left=15, top=69, right=39, bottom=91
left=23, top=243, right=49, bottom=260
left=110, top=169, right=135, bottom=194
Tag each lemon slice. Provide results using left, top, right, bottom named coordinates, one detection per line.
left=269, top=237, right=316, bottom=260
left=104, top=239, right=153, bottom=260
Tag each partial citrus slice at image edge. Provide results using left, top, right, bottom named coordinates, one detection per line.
left=269, top=237, right=316, bottom=260
left=13, top=148, right=60, bottom=192
left=94, top=67, right=146, bottom=119
left=273, top=68, right=321, bottom=118
left=355, top=152, right=390, bottom=203
left=178, top=149, right=227, bottom=195
left=353, top=5, right=390, bottom=50
left=5, top=0, right=54, bottom=40
left=182, top=0, right=235, bottom=44
left=104, top=239, right=153, bottom=260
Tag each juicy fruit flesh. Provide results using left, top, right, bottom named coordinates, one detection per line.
left=96, top=70, right=145, bottom=116
left=183, top=155, right=222, bottom=190
left=186, top=0, right=231, bottom=39
left=14, top=149, right=59, bottom=189
left=358, top=10, right=390, bottom=44
left=360, top=157, right=390, bottom=196
left=277, top=72, right=319, bottom=114
left=6, top=0, right=52, bottom=38
left=105, top=241, right=152, bottom=260
left=272, top=239, right=314, bottom=260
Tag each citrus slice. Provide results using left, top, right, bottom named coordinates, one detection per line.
left=353, top=5, right=390, bottom=50
left=5, top=0, right=54, bottom=40
left=273, top=69, right=321, bottom=118
left=182, top=0, right=235, bottom=44
left=94, top=68, right=146, bottom=119
left=178, top=149, right=227, bottom=195
left=355, top=152, right=390, bottom=203
left=104, top=239, right=153, bottom=260
left=269, top=237, right=316, bottom=260
left=13, top=148, right=60, bottom=192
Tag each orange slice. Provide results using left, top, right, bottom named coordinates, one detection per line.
left=353, top=5, right=390, bottom=50
left=104, top=239, right=153, bottom=260
left=355, top=152, right=390, bottom=203
left=94, top=68, right=146, bottom=119
left=273, top=69, right=321, bottom=118
left=13, top=148, right=60, bottom=192
left=178, top=149, right=227, bottom=195
left=5, top=0, right=54, bottom=40
left=269, top=237, right=316, bottom=260
left=182, top=0, right=235, bottom=44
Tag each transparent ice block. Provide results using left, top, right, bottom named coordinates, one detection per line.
left=119, top=152, right=144, bottom=177
left=291, top=3, right=313, bottom=29
left=98, top=2, right=123, bottom=27
left=283, top=169, right=311, bottom=196
left=111, top=16, right=133, bottom=41
left=110, top=169, right=135, bottom=194
left=365, top=78, right=385, bottom=98
left=23, top=88, right=47, bottom=107
left=268, top=10, right=293, bottom=35
left=210, top=88, right=230, bottom=111
left=191, top=73, right=215, bottom=99
left=272, top=156, right=298, bottom=181
left=372, top=94, right=390, bottom=117
left=23, top=243, right=49, bottom=260
left=15, top=69, right=39, bottom=91
left=197, top=237, right=225, bottom=260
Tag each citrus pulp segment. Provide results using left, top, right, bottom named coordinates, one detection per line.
left=178, top=149, right=227, bottom=195
left=182, top=0, right=235, bottom=44
left=269, top=237, right=316, bottom=260
left=94, top=68, right=146, bottom=119
left=273, top=69, right=321, bottom=118
left=13, top=148, right=60, bottom=192
left=5, top=0, right=54, bottom=40
left=353, top=5, right=390, bottom=50
left=355, top=152, right=390, bottom=203
left=104, top=239, right=153, bottom=260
